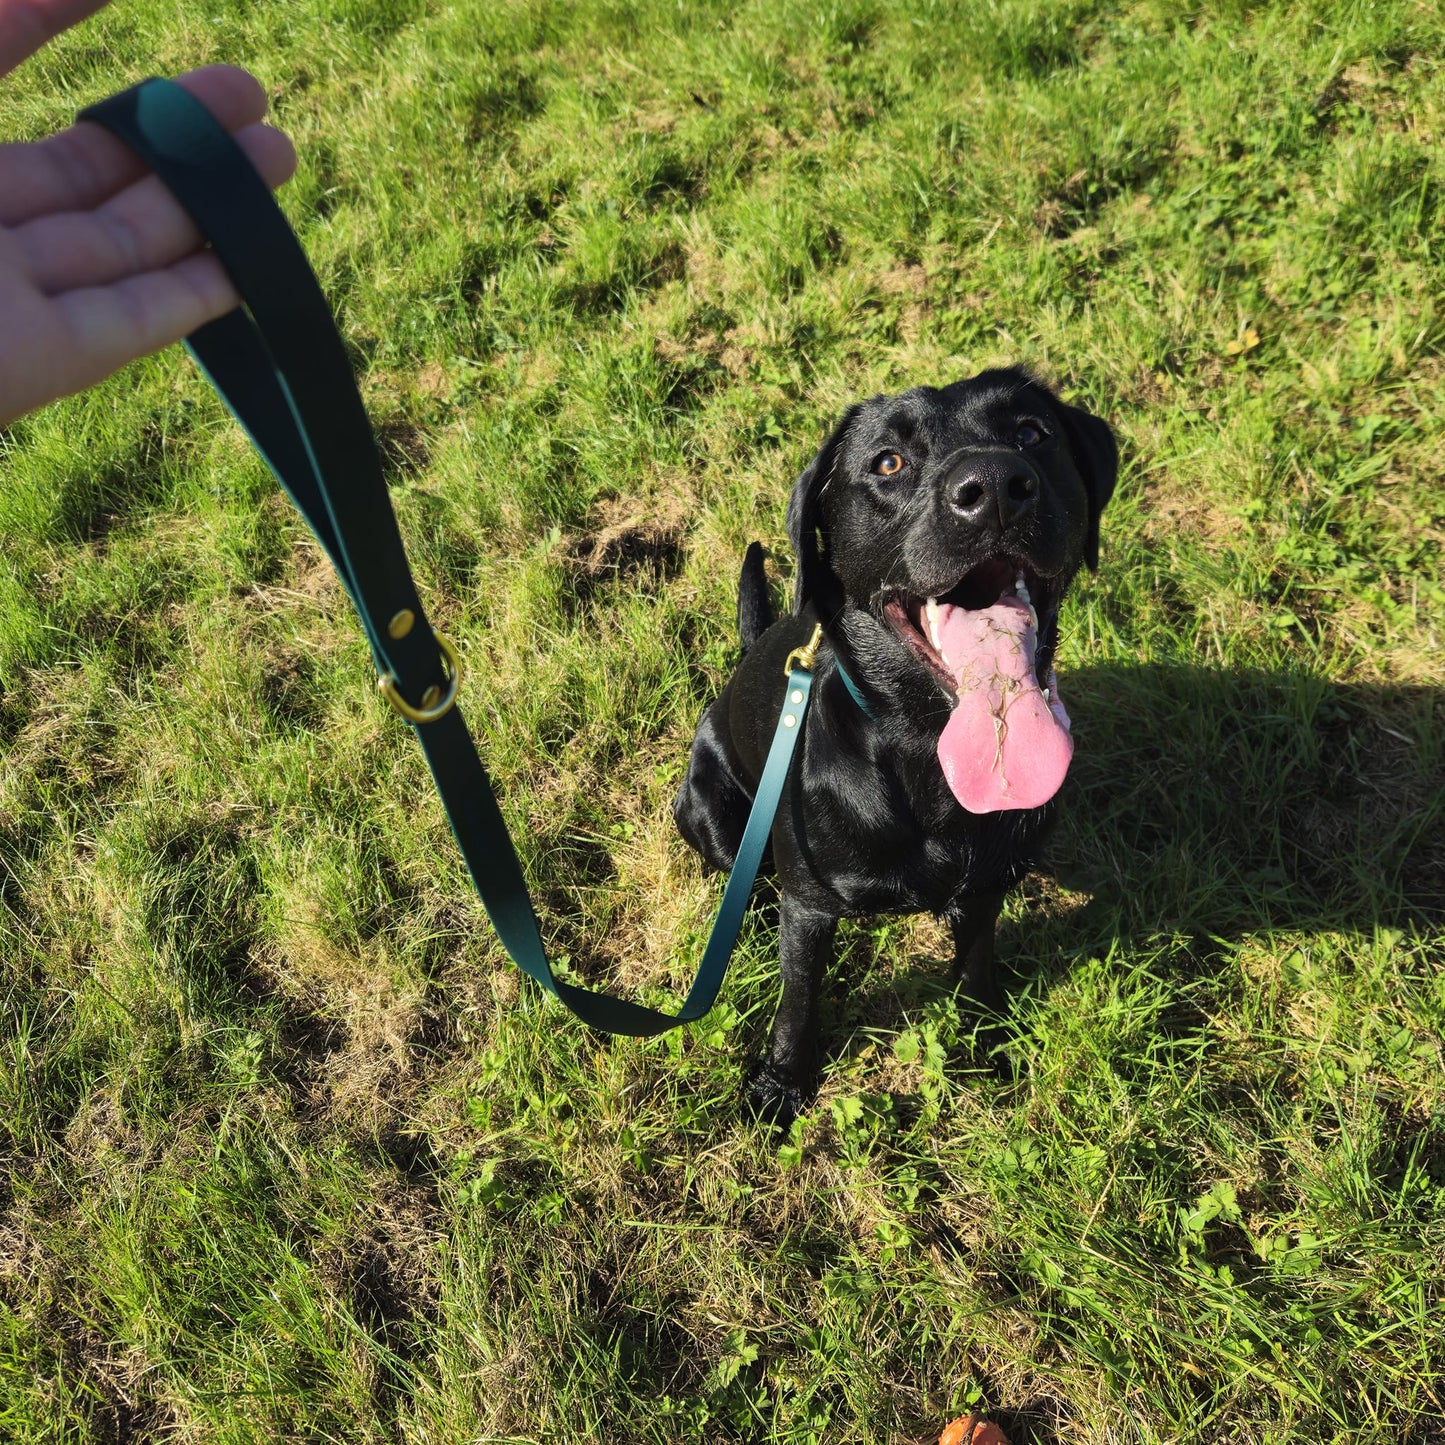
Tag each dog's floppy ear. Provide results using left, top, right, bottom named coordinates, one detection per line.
left=787, top=405, right=860, bottom=614
left=1055, top=399, right=1118, bottom=572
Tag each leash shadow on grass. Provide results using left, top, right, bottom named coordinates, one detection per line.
left=829, top=661, right=1442, bottom=1049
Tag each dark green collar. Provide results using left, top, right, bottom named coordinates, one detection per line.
left=833, top=656, right=879, bottom=721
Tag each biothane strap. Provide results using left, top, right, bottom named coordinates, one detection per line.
left=833, top=657, right=879, bottom=721
left=79, top=76, right=816, bottom=1038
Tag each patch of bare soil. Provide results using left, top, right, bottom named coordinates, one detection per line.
left=311, top=1166, right=442, bottom=1351
left=1134, top=474, right=1242, bottom=547
left=278, top=524, right=346, bottom=610
left=878, top=261, right=933, bottom=344
left=558, top=494, right=690, bottom=605
left=257, top=907, right=446, bottom=1138
left=653, top=323, right=760, bottom=380
left=1314, top=60, right=1426, bottom=138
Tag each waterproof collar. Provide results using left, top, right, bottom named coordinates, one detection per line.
left=833, top=656, right=879, bottom=721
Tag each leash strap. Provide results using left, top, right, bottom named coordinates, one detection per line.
left=79, top=77, right=814, bottom=1037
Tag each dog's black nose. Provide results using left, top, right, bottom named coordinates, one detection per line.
left=947, top=455, right=1039, bottom=530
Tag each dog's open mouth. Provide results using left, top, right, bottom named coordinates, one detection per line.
left=882, top=558, right=1074, bottom=815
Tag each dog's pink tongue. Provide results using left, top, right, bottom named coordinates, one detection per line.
left=934, top=596, right=1073, bottom=814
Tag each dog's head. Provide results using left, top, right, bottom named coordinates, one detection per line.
left=787, top=367, right=1116, bottom=697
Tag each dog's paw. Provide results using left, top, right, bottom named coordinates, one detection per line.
left=742, top=1058, right=815, bottom=1129
left=952, top=965, right=1006, bottom=1018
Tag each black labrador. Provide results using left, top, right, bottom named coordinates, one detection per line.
left=672, top=368, right=1117, bottom=1123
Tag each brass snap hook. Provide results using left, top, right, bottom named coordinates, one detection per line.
left=782, top=623, right=824, bottom=677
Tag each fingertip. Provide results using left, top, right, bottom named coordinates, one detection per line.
left=173, top=64, right=270, bottom=128
left=234, top=123, right=298, bottom=190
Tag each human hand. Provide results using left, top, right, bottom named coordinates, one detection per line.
left=0, top=0, right=297, bottom=426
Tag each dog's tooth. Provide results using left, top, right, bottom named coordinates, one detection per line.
left=1015, top=570, right=1032, bottom=606
left=926, top=596, right=943, bottom=652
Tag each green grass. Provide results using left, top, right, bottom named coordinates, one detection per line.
left=2, top=0, right=1443, bottom=1440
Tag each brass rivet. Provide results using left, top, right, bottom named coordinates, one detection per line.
left=783, top=714, right=797, bottom=728
left=420, top=685, right=442, bottom=710
left=790, top=689, right=803, bottom=704
left=388, top=608, right=416, bottom=640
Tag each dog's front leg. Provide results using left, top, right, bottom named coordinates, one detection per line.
left=946, top=890, right=1005, bottom=1013
left=744, top=893, right=838, bottom=1126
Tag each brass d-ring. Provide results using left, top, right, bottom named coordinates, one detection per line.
left=377, top=631, right=463, bottom=724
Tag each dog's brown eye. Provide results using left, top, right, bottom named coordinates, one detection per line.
left=1016, top=422, right=1045, bottom=448
left=874, top=452, right=906, bottom=476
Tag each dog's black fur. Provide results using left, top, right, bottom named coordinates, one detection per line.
left=673, top=368, right=1117, bottom=1123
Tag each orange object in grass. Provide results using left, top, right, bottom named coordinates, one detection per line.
left=939, top=1413, right=1011, bottom=1445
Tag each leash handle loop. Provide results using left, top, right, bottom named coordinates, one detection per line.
left=77, top=77, right=810, bottom=1038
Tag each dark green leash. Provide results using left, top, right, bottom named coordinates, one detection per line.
left=79, top=77, right=819, bottom=1038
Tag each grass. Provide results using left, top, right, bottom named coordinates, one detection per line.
left=1, top=0, right=1443, bottom=1439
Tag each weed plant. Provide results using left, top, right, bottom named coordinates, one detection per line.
left=1, top=1, right=1442, bottom=1441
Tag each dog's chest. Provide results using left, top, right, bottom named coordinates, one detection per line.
left=787, top=753, right=1040, bottom=916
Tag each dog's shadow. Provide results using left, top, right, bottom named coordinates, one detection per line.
left=833, top=661, right=1443, bottom=1042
